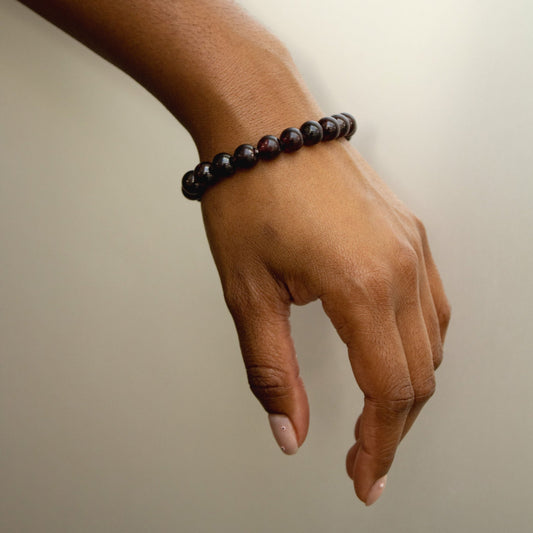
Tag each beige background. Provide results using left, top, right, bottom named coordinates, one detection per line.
left=1, top=0, right=532, bottom=531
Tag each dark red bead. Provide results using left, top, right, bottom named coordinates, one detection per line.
left=332, top=114, right=350, bottom=137
left=279, top=127, right=304, bottom=152
left=233, top=144, right=258, bottom=169
left=181, top=170, right=204, bottom=200
left=212, top=152, right=235, bottom=178
left=300, top=120, right=323, bottom=145
left=194, top=161, right=216, bottom=186
left=257, top=135, right=281, bottom=160
left=341, top=112, right=357, bottom=139
left=318, top=116, right=340, bottom=141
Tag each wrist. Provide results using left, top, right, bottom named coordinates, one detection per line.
left=171, top=43, right=323, bottom=161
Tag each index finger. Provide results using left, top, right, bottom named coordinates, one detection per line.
left=322, top=296, right=413, bottom=505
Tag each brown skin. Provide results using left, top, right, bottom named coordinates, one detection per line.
left=18, top=0, right=451, bottom=504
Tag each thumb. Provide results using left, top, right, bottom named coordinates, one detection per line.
left=225, top=283, right=309, bottom=455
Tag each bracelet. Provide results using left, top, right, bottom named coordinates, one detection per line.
left=181, top=112, right=357, bottom=201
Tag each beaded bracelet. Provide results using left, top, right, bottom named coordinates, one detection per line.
left=181, top=112, right=356, bottom=201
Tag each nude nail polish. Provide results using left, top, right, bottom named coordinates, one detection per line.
left=365, top=475, right=387, bottom=506
left=268, top=414, right=298, bottom=455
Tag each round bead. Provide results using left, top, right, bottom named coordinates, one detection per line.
left=318, top=116, right=340, bottom=141
left=332, top=114, right=350, bottom=138
left=279, top=127, right=304, bottom=153
left=257, top=135, right=281, bottom=160
left=212, top=152, right=235, bottom=178
left=341, top=112, right=357, bottom=139
left=300, top=120, right=324, bottom=145
left=181, top=170, right=204, bottom=200
left=233, top=144, right=258, bottom=169
left=194, top=161, right=217, bottom=187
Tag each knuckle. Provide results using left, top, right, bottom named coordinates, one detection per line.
left=433, top=342, right=444, bottom=370
left=413, top=374, right=437, bottom=402
left=412, top=215, right=428, bottom=242
left=246, top=364, right=293, bottom=402
left=437, top=298, right=452, bottom=328
left=395, top=243, right=419, bottom=284
left=376, top=383, right=416, bottom=412
left=359, top=266, right=395, bottom=306
left=412, top=215, right=429, bottom=250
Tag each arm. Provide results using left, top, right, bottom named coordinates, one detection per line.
left=18, top=0, right=451, bottom=506
left=18, top=0, right=320, bottom=159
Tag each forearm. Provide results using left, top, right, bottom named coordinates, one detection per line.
left=18, top=0, right=322, bottom=159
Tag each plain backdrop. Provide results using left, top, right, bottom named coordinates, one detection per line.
left=1, top=1, right=532, bottom=532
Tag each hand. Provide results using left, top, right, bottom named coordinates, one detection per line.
left=17, top=0, right=451, bottom=508
left=200, top=137, right=451, bottom=505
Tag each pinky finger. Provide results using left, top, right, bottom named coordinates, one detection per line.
left=417, top=220, right=452, bottom=343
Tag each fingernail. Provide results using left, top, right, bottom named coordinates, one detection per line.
left=268, top=414, right=298, bottom=455
left=365, top=475, right=387, bottom=506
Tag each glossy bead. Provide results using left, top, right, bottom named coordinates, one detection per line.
left=194, top=161, right=217, bottom=187
left=332, top=114, right=350, bottom=138
left=257, top=135, right=281, bottom=160
left=341, top=112, right=357, bottom=139
left=279, top=127, right=304, bottom=153
left=300, top=120, right=323, bottom=145
left=181, top=170, right=204, bottom=200
left=318, top=116, right=340, bottom=141
left=233, top=144, right=258, bottom=169
left=212, top=152, right=235, bottom=178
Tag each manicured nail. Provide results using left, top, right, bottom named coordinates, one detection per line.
left=268, top=414, right=298, bottom=455
left=365, top=475, right=387, bottom=506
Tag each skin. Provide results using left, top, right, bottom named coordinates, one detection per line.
left=18, top=0, right=451, bottom=504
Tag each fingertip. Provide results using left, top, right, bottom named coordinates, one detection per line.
left=365, top=475, right=388, bottom=506
left=268, top=414, right=299, bottom=455
left=351, top=443, right=389, bottom=504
